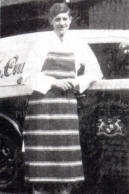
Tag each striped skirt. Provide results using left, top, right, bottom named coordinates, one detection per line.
left=23, top=89, right=84, bottom=183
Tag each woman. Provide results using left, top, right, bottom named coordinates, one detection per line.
left=22, top=3, right=103, bottom=194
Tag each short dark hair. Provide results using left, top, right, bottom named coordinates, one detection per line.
left=49, top=3, right=71, bottom=19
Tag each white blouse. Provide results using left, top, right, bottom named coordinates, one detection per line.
left=22, top=31, right=103, bottom=94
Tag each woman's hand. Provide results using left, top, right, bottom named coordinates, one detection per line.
left=67, top=79, right=78, bottom=89
left=52, top=79, right=74, bottom=91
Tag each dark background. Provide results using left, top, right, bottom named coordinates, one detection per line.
left=1, top=0, right=129, bottom=37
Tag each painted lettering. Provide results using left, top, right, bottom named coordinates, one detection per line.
left=4, top=56, right=25, bottom=78
left=4, top=56, right=18, bottom=77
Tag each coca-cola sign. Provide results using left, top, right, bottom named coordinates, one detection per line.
left=0, top=33, right=33, bottom=86
left=0, top=53, right=26, bottom=85
left=1, top=56, right=25, bottom=78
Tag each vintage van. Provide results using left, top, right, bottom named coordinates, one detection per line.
left=0, top=30, right=129, bottom=193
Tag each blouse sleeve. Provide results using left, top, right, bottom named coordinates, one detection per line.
left=76, top=42, right=103, bottom=93
left=22, top=40, right=55, bottom=94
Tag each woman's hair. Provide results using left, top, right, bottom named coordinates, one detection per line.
left=49, top=3, right=71, bottom=20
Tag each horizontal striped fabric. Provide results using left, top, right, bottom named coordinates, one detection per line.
left=24, top=165, right=83, bottom=179
left=42, top=52, right=76, bottom=79
left=23, top=52, right=84, bottom=183
left=24, top=118, right=78, bottom=131
left=24, top=150, right=82, bottom=162
left=25, top=177, right=84, bottom=183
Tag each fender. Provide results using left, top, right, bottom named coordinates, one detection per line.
left=0, top=113, right=22, bottom=147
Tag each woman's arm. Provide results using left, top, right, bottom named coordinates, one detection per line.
left=22, top=41, right=55, bottom=94
left=71, top=43, right=103, bottom=93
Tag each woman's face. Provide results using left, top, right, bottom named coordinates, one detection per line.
left=50, top=12, right=72, bottom=37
